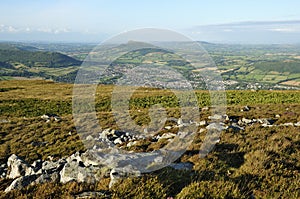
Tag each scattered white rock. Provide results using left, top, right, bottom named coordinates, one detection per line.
left=199, top=128, right=206, bottom=133
left=198, top=120, right=207, bottom=126
left=109, top=168, right=120, bottom=189
left=202, top=107, right=209, bottom=111
left=261, top=124, right=274, bottom=128
left=41, top=113, right=61, bottom=122
left=206, top=123, right=226, bottom=131
left=127, top=141, right=138, bottom=148
left=294, top=121, right=300, bottom=127
left=3, top=113, right=298, bottom=193
left=113, top=138, right=123, bottom=145
left=86, top=135, right=94, bottom=141
left=279, top=122, right=294, bottom=126
left=228, top=123, right=244, bottom=132
left=158, top=133, right=176, bottom=140
left=241, top=106, right=250, bottom=112
left=258, top=118, right=276, bottom=125
left=208, top=114, right=223, bottom=121
left=0, top=119, right=10, bottom=123
left=177, top=118, right=183, bottom=125
left=164, top=126, right=172, bottom=130
left=242, top=118, right=253, bottom=125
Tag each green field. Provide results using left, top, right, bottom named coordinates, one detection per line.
left=1, top=42, right=300, bottom=89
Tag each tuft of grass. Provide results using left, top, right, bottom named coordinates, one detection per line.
left=111, top=176, right=167, bottom=199
left=177, top=180, right=243, bottom=199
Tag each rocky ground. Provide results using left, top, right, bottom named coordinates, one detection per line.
left=1, top=106, right=299, bottom=197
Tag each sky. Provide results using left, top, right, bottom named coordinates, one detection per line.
left=1, top=0, right=300, bottom=43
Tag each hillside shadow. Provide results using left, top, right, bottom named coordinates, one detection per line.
left=216, top=151, right=245, bottom=168
left=184, top=143, right=245, bottom=169
left=214, top=143, right=239, bottom=152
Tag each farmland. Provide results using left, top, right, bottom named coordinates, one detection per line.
left=1, top=42, right=300, bottom=90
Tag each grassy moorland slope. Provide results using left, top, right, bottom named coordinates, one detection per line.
left=0, top=80, right=299, bottom=198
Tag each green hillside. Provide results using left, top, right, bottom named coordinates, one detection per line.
left=253, top=61, right=300, bottom=73
left=0, top=50, right=81, bottom=68
left=0, top=43, right=81, bottom=81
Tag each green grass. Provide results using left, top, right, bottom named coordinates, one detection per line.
left=0, top=76, right=12, bottom=80
left=0, top=80, right=299, bottom=198
left=253, top=60, right=300, bottom=73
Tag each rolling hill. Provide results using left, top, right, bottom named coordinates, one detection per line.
left=0, top=42, right=300, bottom=89
left=0, top=43, right=81, bottom=82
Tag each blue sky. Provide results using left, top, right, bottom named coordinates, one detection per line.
left=1, top=0, right=300, bottom=43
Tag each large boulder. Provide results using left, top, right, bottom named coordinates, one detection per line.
left=206, top=123, right=227, bottom=131
left=7, top=154, right=34, bottom=179
left=41, top=159, right=66, bottom=174
left=32, top=172, right=60, bottom=185
left=59, top=161, right=102, bottom=184
left=80, top=150, right=103, bottom=166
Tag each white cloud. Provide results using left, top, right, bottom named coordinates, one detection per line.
left=53, top=28, right=70, bottom=34
left=187, top=20, right=300, bottom=44
left=24, top=26, right=71, bottom=34
left=7, top=26, right=18, bottom=32
left=223, top=29, right=233, bottom=32
left=0, top=23, right=73, bottom=35
left=0, top=24, right=5, bottom=32
left=37, top=27, right=53, bottom=33
left=0, top=24, right=19, bottom=33
left=268, top=28, right=299, bottom=33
